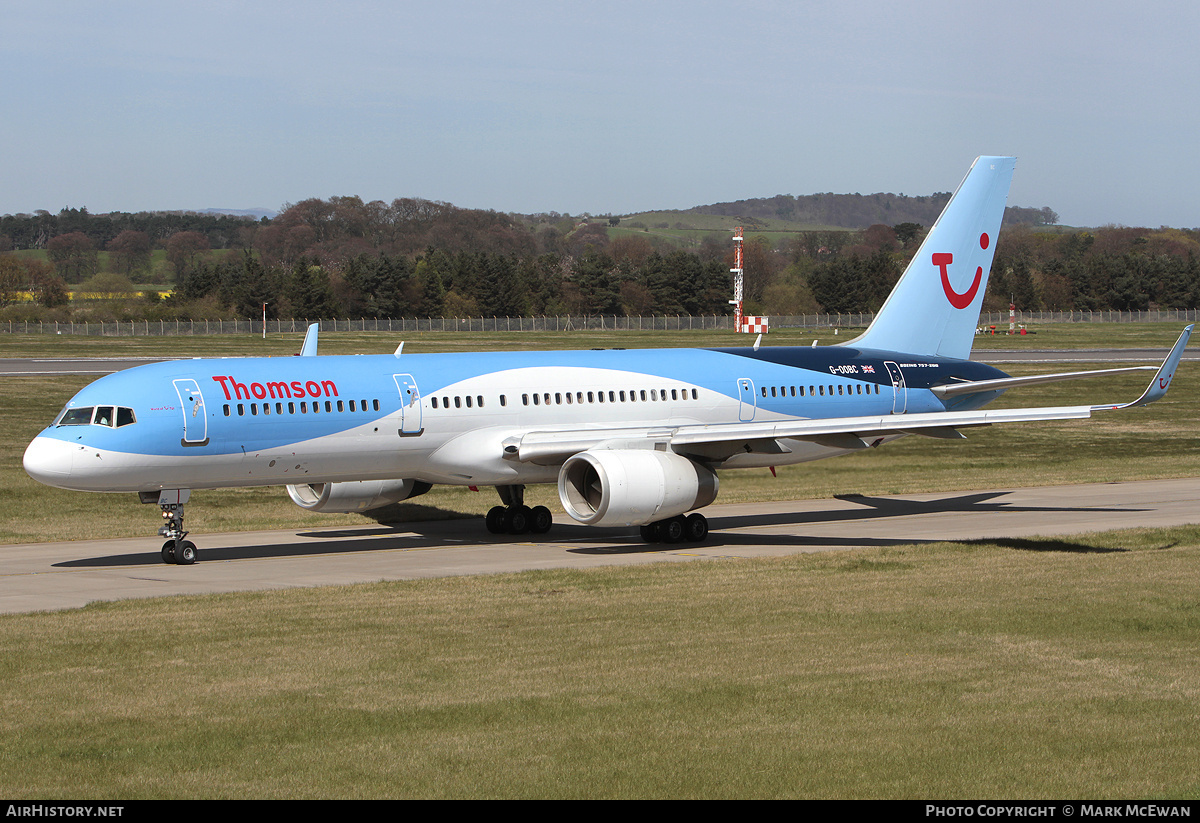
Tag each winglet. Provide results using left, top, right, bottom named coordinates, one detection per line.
left=299, top=323, right=319, bottom=356
left=1094, top=324, right=1192, bottom=410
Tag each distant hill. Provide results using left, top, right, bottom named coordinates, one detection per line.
left=201, top=207, right=277, bottom=220
left=677, top=192, right=1058, bottom=230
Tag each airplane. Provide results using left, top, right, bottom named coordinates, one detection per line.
left=23, top=157, right=1193, bottom=565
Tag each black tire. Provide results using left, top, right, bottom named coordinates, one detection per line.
left=662, top=516, right=686, bottom=543
left=639, top=523, right=660, bottom=542
left=161, top=540, right=177, bottom=564
left=529, top=505, right=553, bottom=534
left=485, top=505, right=507, bottom=534
left=507, top=505, right=531, bottom=534
left=684, top=513, right=709, bottom=542
left=175, top=540, right=197, bottom=565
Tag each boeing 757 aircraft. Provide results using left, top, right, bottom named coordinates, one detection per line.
left=23, top=157, right=1192, bottom=564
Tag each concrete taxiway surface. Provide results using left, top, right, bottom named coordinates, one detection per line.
left=2, top=477, right=1197, bottom=614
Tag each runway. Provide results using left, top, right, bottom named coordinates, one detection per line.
left=3, top=477, right=1197, bottom=614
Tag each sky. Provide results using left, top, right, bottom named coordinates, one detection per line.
left=2, top=0, right=1198, bottom=228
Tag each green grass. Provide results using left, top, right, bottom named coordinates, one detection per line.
left=0, top=319, right=1190, bottom=359
left=2, top=526, right=1200, bottom=798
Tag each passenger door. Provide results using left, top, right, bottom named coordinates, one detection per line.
left=737, top=378, right=757, bottom=422
left=393, top=374, right=423, bottom=435
left=884, top=362, right=907, bottom=414
left=172, top=378, right=209, bottom=446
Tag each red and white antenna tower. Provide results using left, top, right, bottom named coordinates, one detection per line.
left=730, top=226, right=744, bottom=331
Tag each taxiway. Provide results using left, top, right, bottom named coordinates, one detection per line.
left=2, top=477, right=1197, bottom=614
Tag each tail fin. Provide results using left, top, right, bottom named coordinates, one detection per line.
left=845, top=156, right=1016, bottom=360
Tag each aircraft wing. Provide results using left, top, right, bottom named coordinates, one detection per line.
left=505, top=325, right=1191, bottom=465
left=506, top=405, right=1094, bottom=464
left=934, top=325, right=1192, bottom=402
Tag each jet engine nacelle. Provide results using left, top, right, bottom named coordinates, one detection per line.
left=557, top=448, right=719, bottom=527
left=286, top=478, right=431, bottom=513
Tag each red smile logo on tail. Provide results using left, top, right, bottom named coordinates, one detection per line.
left=934, top=233, right=990, bottom=309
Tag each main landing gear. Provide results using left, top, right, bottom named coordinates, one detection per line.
left=640, top=513, right=709, bottom=544
left=485, top=484, right=553, bottom=536
left=142, top=490, right=197, bottom=565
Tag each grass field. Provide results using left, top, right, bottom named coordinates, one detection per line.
left=1, top=323, right=1197, bottom=798
left=2, top=527, right=1199, bottom=799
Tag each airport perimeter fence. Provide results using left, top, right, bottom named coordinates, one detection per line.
left=2, top=309, right=1199, bottom=337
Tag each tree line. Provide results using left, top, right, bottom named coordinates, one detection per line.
left=1, top=197, right=1198, bottom=323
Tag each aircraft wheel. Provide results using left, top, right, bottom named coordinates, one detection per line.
left=161, top=540, right=178, bottom=564
left=640, top=522, right=663, bottom=543
left=507, top=505, right=531, bottom=535
left=684, top=513, right=709, bottom=542
left=174, top=540, right=197, bottom=565
left=485, top=506, right=507, bottom=535
left=529, top=505, right=553, bottom=534
left=662, top=516, right=686, bottom=544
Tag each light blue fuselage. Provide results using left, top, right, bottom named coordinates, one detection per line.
left=25, top=345, right=1005, bottom=494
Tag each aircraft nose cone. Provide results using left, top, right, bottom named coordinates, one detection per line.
left=23, top=436, right=74, bottom=487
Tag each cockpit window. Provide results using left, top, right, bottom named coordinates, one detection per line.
left=58, top=407, right=94, bottom=426
left=54, top=406, right=137, bottom=427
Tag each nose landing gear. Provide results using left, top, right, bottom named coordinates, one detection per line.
left=142, top=489, right=197, bottom=565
